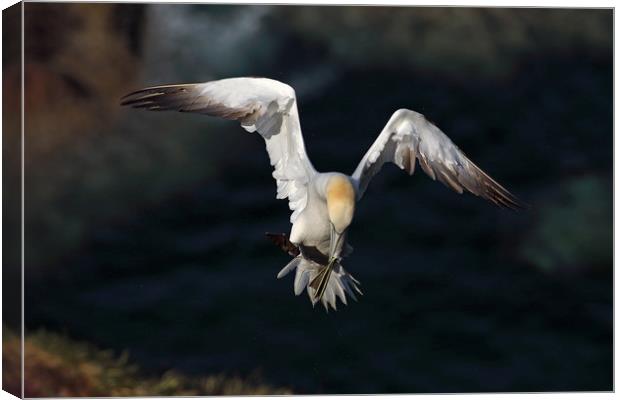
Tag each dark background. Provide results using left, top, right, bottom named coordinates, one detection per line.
left=5, top=3, right=613, bottom=395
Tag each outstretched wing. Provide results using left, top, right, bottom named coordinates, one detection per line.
left=351, top=109, right=524, bottom=209
left=121, top=77, right=317, bottom=222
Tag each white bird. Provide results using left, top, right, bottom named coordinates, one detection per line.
left=121, top=77, right=524, bottom=311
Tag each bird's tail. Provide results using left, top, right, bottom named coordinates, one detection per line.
left=309, top=262, right=334, bottom=302
left=277, top=256, right=362, bottom=311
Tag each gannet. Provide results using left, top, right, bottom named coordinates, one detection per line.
left=121, top=77, right=524, bottom=311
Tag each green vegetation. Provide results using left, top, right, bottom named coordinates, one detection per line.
left=277, top=7, right=611, bottom=78
left=520, top=175, right=612, bottom=272
left=3, top=328, right=291, bottom=397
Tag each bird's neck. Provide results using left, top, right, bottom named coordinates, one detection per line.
left=326, top=175, right=355, bottom=232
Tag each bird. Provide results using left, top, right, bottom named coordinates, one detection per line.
left=121, top=77, right=524, bottom=311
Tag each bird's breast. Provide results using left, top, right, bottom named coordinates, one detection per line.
left=290, top=191, right=331, bottom=248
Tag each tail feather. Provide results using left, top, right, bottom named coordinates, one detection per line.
left=293, top=261, right=311, bottom=295
left=277, top=256, right=300, bottom=279
left=309, top=262, right=334, bottom=302
left=277, top=256, right=362, bottom=311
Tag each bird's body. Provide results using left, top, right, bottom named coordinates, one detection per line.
left=290, top=173, right=353, bottom=251
left=289, top=174, right=335, bottom=251
left=121, top=77, right=524, bottom=311
left=283, top=172, right=361, bottom=308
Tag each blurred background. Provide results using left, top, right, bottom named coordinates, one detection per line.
left=2, top=3, right=612, bottom=396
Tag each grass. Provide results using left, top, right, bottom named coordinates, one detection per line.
left=3, top=328, right=291, bottom=397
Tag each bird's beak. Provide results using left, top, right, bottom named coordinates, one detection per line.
left=328, top=223, right=346, bottom=264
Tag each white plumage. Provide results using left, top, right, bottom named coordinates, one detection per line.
left=122, top=77, right=524, bottom=311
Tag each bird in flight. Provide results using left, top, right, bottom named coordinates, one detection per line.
left=121, top=77, right=524, bottom=311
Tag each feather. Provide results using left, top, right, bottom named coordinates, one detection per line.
left=351, top=108, right=526, bottom=208
left=121, top=77, right=317, bottom=223
left=294, top=267, right=310, bottom=296
left=277, top=256, right=300, bottom=279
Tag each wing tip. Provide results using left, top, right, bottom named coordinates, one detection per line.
left=490, top=190, right=529, bottom=211
left=119, top=84, right=196, bottom=107
left=507, top=197, right=531, bottom=211
left=119, top=89, right=156, bottom=107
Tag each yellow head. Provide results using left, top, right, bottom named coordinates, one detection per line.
left=326, top=175, right=356, bottom=234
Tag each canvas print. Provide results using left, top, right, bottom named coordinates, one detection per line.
left=2, top=2, right=613, bottom=396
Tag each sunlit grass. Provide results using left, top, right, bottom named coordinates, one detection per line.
left=3, top=328, right=291, bottom=397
